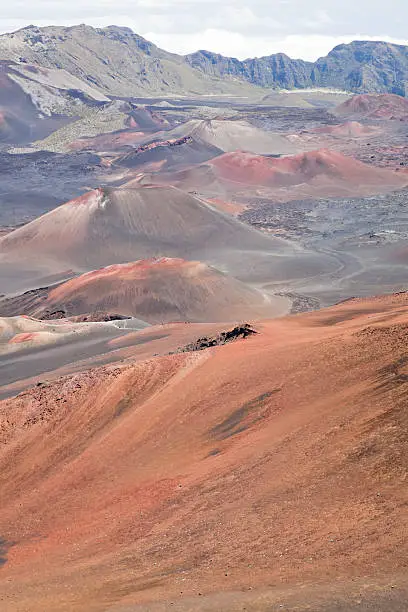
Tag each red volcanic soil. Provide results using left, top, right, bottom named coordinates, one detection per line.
left=126, top=116, right=138, bottom=129
left=0, top=293, right=407, bottom=610
left=335, top=93, right=408, bottom=119
left=209, top=148, right=408, bottom=192
left=153, top=148, right=408, bottom=202
left=27, top=258, right=287, bottom=323
left=313, top=120, right=375, bottom=137
left=7, top=331, right=37, bottom=344
left=206, top=197, right=246, bottom=215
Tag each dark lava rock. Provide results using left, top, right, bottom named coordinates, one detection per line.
left=67, top=312, right=132, bottom=323
left=176, top=323, right=257, bottom=353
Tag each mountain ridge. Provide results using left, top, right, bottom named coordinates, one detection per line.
left=1, top=25, right=408, bottom=96
left=0, top=24, right=263, bottom=98
left=186, top=40, right=408, bottom=95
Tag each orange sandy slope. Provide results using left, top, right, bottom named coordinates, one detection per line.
left=0, top=293, right=407, bottom=610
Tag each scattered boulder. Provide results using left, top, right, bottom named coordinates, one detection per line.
left=176, top=323, right=257, bottom=353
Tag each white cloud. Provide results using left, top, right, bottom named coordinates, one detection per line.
left=303, top=9, right=333, bottom=30
left=144, top=30, right=408, bottom=61
left=269, top=34, right=408, bottom=61
left=0, top=1, right=407, bottom=60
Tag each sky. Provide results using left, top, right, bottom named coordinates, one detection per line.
left=1, top=0, right=407, bottom=61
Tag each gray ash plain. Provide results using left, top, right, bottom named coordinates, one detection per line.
left=0, top=150, right=104, bottom=225
left=240, top=189, right=408, bottom=305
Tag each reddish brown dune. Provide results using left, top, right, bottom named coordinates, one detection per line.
left=16, top=258, right=288, bottom=323
left=313, top=120, right=376, bottom=137
left=150, top=149, right=408, bottom=202
left=0, top=292, right=407, bottom=610
left=335, top=93, right=408, bottom=119
left=210, top=149, right=406, bottom=188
